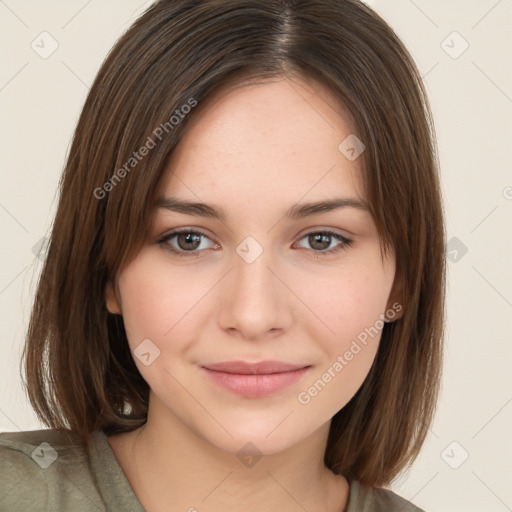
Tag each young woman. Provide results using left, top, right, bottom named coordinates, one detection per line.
left=0, top=1, right=445, bottom=511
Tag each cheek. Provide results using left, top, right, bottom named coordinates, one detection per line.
left=300, top=263, right=391, bottom=344
left=117, top=256, right=210, bottom=393
left=117, top=254, right=203, bottom=348
left=292, top=264, right=391, bottom=413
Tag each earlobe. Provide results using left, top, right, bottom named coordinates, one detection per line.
left=105, top=281, right=122, bottom=315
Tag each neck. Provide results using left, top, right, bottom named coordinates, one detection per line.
left=108, top=395, right=349, bottom=512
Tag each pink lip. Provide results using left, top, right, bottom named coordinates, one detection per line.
left=203, top=360, right=308, bottom=374
left=201, top=360, right=311, bottom=397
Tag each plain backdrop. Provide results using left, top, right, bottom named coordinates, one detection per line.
left=1, top=1, right=511, bottom=511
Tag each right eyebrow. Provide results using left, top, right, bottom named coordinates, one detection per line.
left=155, top=197, right=228, bottom=222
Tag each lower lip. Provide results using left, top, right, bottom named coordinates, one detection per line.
left=201, top=367, right=310, bottom=397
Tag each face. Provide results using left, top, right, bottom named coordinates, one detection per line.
left=106, top=75, right=401, bottom=456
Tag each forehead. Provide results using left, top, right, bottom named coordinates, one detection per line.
left=159, top=76, right=365, bottom=210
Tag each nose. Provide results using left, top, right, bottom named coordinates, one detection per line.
left=217, top=241, right=292, bottom=341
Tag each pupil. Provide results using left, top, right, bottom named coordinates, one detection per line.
left=179, top=233, right=200, bottom=250
left=311, top=234, right=330, bottom=250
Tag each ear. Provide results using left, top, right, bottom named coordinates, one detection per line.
left=105, top=280, right=122, bottom=315
left=385, top=272, right=404, bottom=322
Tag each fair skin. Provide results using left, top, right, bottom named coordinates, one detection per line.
left=106, top=75, right=402, bottom=512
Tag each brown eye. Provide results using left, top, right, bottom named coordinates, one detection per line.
left=308, top=233, right=332, bottom=251
left=158, top=229, right=217, bottom=257
left=296, top=230, right=353, bottom=256
left=175, top=232, right=202, bottom=251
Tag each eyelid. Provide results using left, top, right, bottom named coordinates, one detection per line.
left=294, top=225, right=353, bottom=240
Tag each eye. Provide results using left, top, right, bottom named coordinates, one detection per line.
left=157, top=229, right=352, bottom=258
left=158, top=229, right=218, bottom=258
left=295, top=230, right=353, bottom=257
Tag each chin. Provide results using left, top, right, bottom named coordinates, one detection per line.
left=202, top=416, right=319, bottom=458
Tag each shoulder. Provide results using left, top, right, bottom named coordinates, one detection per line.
left=0, top=429, right=51, bottom=510
left=0, top=429, right=106, bottom=511
left=348, top=480, right=426, bottom=512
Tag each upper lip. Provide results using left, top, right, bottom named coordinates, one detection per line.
left=201, top=360, right=309, bottom=374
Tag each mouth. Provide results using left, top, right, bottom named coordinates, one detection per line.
left=200, top=360, right=311, bottom=397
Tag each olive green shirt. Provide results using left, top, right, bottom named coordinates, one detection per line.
left=0, top=429, right=424, bottom=511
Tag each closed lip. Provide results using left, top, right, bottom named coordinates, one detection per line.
left=201, top=360, right=310, bottom=374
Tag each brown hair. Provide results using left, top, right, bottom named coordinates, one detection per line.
left=22, top=0, right=445, bottom=486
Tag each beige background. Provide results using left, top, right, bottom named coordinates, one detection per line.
left=1, top=1, right=511, bottom=510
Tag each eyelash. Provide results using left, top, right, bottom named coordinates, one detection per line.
left=157, top=228, right=353, bottom=259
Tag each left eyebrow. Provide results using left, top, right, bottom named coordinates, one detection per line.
left=284, top=197, right=369, bottom=219
left=155, top=196, right=369, bottom=222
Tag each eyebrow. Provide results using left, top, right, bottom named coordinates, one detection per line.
left=156, top=196, right=368, bottom=222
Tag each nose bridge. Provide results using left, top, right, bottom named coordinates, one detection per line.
left=219, top=236, right=286, bottom=338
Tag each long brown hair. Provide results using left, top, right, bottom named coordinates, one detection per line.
left=22, top=0, right=445, bottom=486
